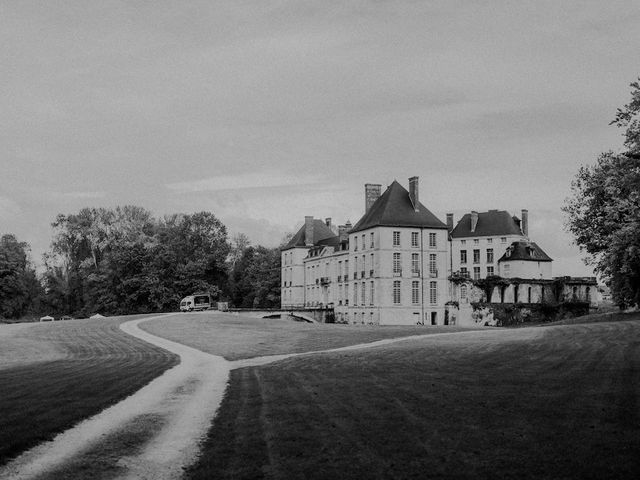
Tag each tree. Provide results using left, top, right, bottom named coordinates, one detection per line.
left=0, top=234, right=42, bottom=319
left=564, top=79, right=640, bottom=308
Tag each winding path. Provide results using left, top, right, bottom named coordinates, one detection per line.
left=0, top=315, right=543, bottom=479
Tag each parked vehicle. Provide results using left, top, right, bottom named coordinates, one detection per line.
left=180, top=294, right=212, bottom=312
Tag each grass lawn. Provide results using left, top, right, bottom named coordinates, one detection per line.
left=188, top=317, right=640, bottom=480
left=140, top=312, right=480, bottom=360
left=0, top=315, right=178, bottom=465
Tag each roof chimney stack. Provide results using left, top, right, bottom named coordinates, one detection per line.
left=470, top=211, right=478, bottom=233
left=408, top=176, right=419, bottom=212
left=325, top=217, right=332, bottom=228
left=521, top=209, right=529, bottom=237
left=365, top=184, right=382, bottom=213
left=446, top=213, right=454, bottom=232
left=305, top=216, right=314, bottom=246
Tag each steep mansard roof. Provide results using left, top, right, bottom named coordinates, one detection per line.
left=283, top=219, right=337, bottom=249
left=498, top=241, right=553, bottom=262
left=450, top=210, right=524, bottom=238
left=350, top=180, right=448, bottom=233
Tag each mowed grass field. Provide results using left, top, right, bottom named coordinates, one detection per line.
left=140, top=312, right=480, bottom=360
left=187, top=317, right=640, bottom=480
left=0, top=315, right=178, bottom=465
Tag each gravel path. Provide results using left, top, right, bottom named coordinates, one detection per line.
left=0, top=315, right=230, bottom=480
left=0, top=316, right=544, bottom=480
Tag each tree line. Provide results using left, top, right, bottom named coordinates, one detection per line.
left=0, top=207, right=282, bottom=319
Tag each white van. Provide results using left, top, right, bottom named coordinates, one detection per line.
left=179, top=294, right=212, bottom=312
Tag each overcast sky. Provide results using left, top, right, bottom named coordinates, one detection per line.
left=1, top=0, right=639, bottom=276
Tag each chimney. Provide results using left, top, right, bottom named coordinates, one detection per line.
left=345, top=220, right=352, bottom=232
left=338, top=225, right=347, bottom=241
left=365, top=184, right=382, bottom=213
left=446, top=213, right=454, bottom=232
left=305, top=216, right=314, bottom=246
left=325, top=217, right=332, bottom=229
left=521, top=209, right=529, bottom=237
left=470, top=211, right=478, bottom=233
left=408, top=176, right=419, bottom=211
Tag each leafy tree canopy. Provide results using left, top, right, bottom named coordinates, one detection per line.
left=564, top=79, right=640, bottom=308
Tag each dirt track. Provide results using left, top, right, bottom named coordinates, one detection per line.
left=0, top=315, right=230, bottom=480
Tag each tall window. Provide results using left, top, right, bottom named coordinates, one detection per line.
left=361, top=282, right=366, bottom=306
left=338, top=285, right=343, bottom=304
left=345, top=260, right=349, bottom=277
left=487, top=266, right=494, bottom=276
left=429, top=232, right=437, bottom=248
left=429, top=254, right=437, bottom=276
left=338, top=261, right=342, bottom=281
left=370, top=232, right=374, bottom=248
left=393, top=231, right=401, bottom=246
left=503, top=264, right=510, bottom=276
left=473, top=266, right=481, bottom=280
left=429, top=281, right=437, bottom=304
left=411, top=253, right=420, bottom=275
left=461, top=267, right=469, bottom=278
left=460, top=250, right=467, bottom=264
left=393, top=280, right=401, bottom=304
left=487, top=248, right=494, bottom=263
left=354, top=283, right=358, bottom=305
left=393, top=252, right=402, bottom=275
left=370, top=253, right=374, bottom=276
left=412, top=281, right=420, bottom=304
left=353, top=236, right=357, bottom=251
left=461, top=239, right=466, bottom=245
left=361, top=235, right=365, bottom=250
left=411, top=232, right=419, bottom=247
left=473, top=249, right=480, bottom=264
left=460, top=284, right=467, bottom=302
left=362, top=255, right=366, bottom=277
left=370, top=281, right=375, bottom=305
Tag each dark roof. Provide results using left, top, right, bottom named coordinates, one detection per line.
left=450, top=210, right=524, bottom=238
left=283, top=219, right=337, bottom=249
left=350, top=180, right=448, bottom=233
left=498, top=241, right=553, bottom=262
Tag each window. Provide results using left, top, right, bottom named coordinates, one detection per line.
left=429, top=232, right=437, bottom=248
left=361, top=282, right=366, bottom=306
left=362, top=235, right=365, bottom=250
left=461, top=239, right=466, bottom=245
left=353, top=236, right=357, bottom=251
left=411, top=253, right=420, bottom=276
left=393, top=231, right=401, bottom=247
left=344, top=260, right=349, bottom=277
left=370, top=253, right=374, bottom=276
left=429, top=254, right=437, bottom=277
left=362, top=254, right=366, bottom=278
left=370, top=281, right=375, bottom=305
left=501, top=237, right=507, bottom=243
left=354, top=283, right=358, bottom=305
left=461, top=267, right=469, bottom=278
left=338, top=285, right=343, bottom=303
left=460, top=250, right=467, bottom=264
left=429, top=281, right=437, bottom=304
left=393, top=252, right=402, bottom=275
left=411, top=232, right=419, bottom=247
left=370, top=232, right=374, bottom=248
left=503, top=264, right=510, bottom=276
left=487, top=266, right=494, bottom=276
left=473, top=239, right=479, bottom=245
left=473, top=266, right=480, bottom=280
left=393, top=280, right=401, bottom=304
left=412, top=281, right=420, bottom=304
left=460, top=284, right=467, bottom=301
left=487, top=248, right=494, bottom=263
left=487, top=238, right=493, bottom=244
left=473, top=249, right=480, bottom=264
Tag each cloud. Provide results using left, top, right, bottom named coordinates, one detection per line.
left=166, top=172, right=324, bottom=193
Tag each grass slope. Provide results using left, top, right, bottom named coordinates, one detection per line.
left=189, top=318, right=640, bottom=480
left=0, top=315, right=178, bottom=465
left=140, top=313, right=479, bottom=360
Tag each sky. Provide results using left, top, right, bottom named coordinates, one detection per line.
left=1, top=0, right=639, bottom=277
